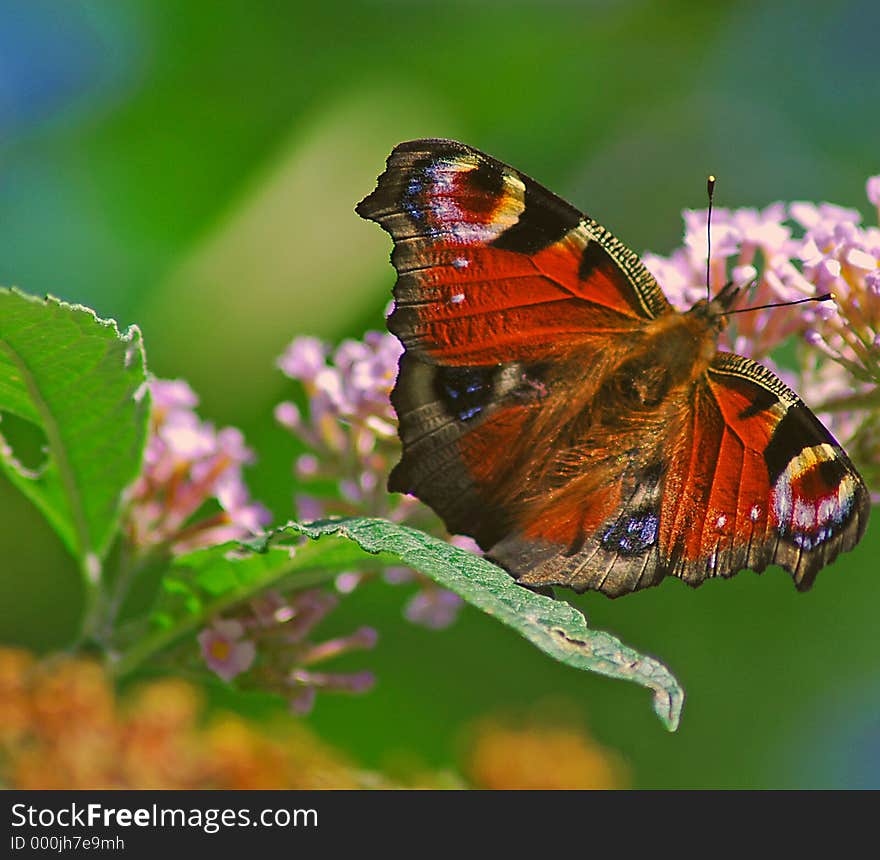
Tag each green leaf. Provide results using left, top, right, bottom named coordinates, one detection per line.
left=0, top=289, right=149, bottom=576
left=292, top=518, right=684, bottom=731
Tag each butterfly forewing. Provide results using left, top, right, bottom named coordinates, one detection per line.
left=357, top=139, right=671, bottom=366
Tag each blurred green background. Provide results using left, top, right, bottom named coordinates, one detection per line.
left=2, top=0, right=879, bottom=788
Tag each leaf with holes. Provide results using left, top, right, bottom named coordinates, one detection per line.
left=0, top=289, right=149, bottom=578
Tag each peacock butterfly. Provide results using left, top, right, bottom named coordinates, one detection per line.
left=356, top=139, right=870, bottom=597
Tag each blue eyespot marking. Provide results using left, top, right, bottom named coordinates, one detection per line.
left=403, top=175, right=425, bottom=222
left=456, top=405, right=482, bottom=421
left=601, top=510, right=659, bottom=556
left=436, top=366, right=493, bottom=423
left=790, top=527, right=834, bottom=551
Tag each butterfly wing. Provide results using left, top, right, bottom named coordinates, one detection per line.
left=357, top=139, right=673, bottom=545
left=508, top=352, right=870, bottom=596
left=357, top=138, right=671, bottom=366
left=658, top=353, right=869, bottom=590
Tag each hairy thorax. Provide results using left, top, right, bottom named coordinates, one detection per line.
left=591, top=309, right=719, bottom=426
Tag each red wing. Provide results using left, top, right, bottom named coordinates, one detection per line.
left=356, top=139, right=671, bottom=365
left=658, top=353, right=870, bottom=590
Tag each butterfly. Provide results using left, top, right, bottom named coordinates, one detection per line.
left=356, top=139, right=870, bottom=598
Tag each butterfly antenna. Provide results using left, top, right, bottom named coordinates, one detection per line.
left=706, top=174, right=716, bottom=303
left=722, top=292, right=834, bottom=316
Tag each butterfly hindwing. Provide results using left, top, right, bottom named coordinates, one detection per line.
left=388, top=353, right=549, bottom=544
left=496, top=460, right=669, bottom=597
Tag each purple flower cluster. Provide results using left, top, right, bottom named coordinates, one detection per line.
left=644, top=175, right=880, bottom=486
left=125, top=379, right=271, bottom=554
left=276, top=329, right=467, bottom=629
left=276, top=332, right=414, bottom=522
left=198, top=589, right=377, bottom=714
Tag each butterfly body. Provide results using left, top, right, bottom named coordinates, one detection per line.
left=357, top=139, right=869, bottom=597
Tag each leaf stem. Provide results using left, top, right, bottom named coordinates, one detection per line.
left=75, top=555, right=105, bottom=648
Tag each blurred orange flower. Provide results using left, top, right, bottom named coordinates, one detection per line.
left=0, top=648, right=361, bottom=790
left=466, top=720, right=629, bottom=790
left=0, top=648, right=629, bottom=790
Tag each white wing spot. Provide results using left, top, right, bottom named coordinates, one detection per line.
left=750, top=505, right=761, bottom=521
left=450, top=293, right=465, bottom=304
left=793, top=498, right=815, bottom=529
left=716, top=514, right=727, bottom=528
left=452, top=258, right=469, bottom=270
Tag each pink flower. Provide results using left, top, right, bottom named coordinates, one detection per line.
left=789, top=201, right=861, bottom=231
left=642, top=248, right=704, bottom=311
left=273, top=401, right=301, bottom=431
left=212, top=590, right=379, bottom=714
left=730, top=203, right=791, bottom=254
left=276, top=332, right=407, bottom=521
left=197, top=619, right=256, bottom=682
left=277, top=336, right=328, bottom=384
left=126, top=378, right=271, bottom=554
left=149, top=378, right=199, bottom=412
left=791, top=196, right=880, bottom=382
left=404, top=589, right=464, bottom=630
left=867, top=175, right=880, bottom=209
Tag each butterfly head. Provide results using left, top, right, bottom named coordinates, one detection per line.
left=687, top=278, right=742, bottom=330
